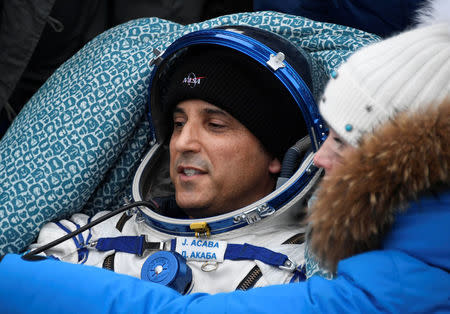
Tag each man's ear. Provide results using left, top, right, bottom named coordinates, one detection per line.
left=268, top=157, right=281, bottom=174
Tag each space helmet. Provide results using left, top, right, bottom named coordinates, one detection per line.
left=132, top=25, right=327, bottom=236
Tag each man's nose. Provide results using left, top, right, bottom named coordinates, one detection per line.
left=173, top=122, right=201, bottom=153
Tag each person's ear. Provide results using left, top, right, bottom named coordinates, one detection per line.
left=268, top=157, right=281, bottom=174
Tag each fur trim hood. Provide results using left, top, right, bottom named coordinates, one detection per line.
left=308, top=98, right=450, bottom=272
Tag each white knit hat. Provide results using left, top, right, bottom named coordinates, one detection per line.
left=319, top=18, right=450, bottom=147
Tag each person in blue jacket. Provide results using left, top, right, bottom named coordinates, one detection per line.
left=0, top=1, right=449, bottom=313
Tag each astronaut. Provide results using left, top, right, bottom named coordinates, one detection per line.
left=30, top=26, right=326, bottom=294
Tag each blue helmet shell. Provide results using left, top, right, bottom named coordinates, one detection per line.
left=132, top=26, right=325, bottom=236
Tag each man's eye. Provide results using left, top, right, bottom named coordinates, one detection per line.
left=173, top=120, right=185, bottom=128
left=208, top=121, right=227, bottom=131
left=209, top=122, right=224, bottom=128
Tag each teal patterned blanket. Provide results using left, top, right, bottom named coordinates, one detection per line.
left=0, top=11, right=379, bottom=255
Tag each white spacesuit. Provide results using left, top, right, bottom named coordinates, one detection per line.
left=30, top=26, right=327, bottom=294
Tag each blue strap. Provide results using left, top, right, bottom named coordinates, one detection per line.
left=55, top=221, right=87, bottom=263
left=95, top=236, right=145, bottom=256
left=94, top=238, right=294, bottom=271
left=71, top=221, right=84, bottom=251
left=71, top=220, right=89, bottom=264
left=290, top=264, right=307, bottom=283
left=85, top=217, right=93, bottom=246
left=224, top=243, right=288, bottom=267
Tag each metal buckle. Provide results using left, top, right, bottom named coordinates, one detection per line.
left=233, top=203, right=275, bottom=225
left=279, top=259, right=297, bottom=272
left=141, top=235, right=165, bottom=256
left=84, top=241, right=97, bottom=249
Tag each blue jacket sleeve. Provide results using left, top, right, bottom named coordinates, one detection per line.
left=0, top=254, right=385, bottom=314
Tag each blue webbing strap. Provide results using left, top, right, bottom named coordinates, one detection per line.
left=55, top=221, right=87, bottom=263
left=224, top=243, right=288, bottom=267
left=225, top=243, right=307, bottom=282
left=95, top=236, right=145, bottom=256
left=93, top=237, right=305, bottom=281
left=96, top=238, right=289, bottom=268
left=78, top=217, right=93, bottom=264
left=94, top=236, right=164, bottom=256
left=290, top=264, right=307, bottom=283
left=85, top=217, right=93, bottom=248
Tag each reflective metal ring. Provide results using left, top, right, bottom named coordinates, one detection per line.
left=201, top=261, right=219, bottom=272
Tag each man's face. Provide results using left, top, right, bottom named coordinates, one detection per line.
left=313, top=129, right=355, bottom=176
left=169, top=99, right=281, bottom=218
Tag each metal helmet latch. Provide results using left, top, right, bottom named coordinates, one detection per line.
left=150, top=48, right=164, bottom=66
left=190, top=222, right=211, bottom=238
left=267, top=52, right=286, bottom=71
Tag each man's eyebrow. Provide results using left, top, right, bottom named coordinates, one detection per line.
left=173, top=107, right=185, bottom=115
left=202, top=107, right=230, bottom=118
left=172, top=105, right=231, bottom=118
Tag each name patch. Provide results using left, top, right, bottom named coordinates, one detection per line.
left=175, top=237, right=227, bottom=262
